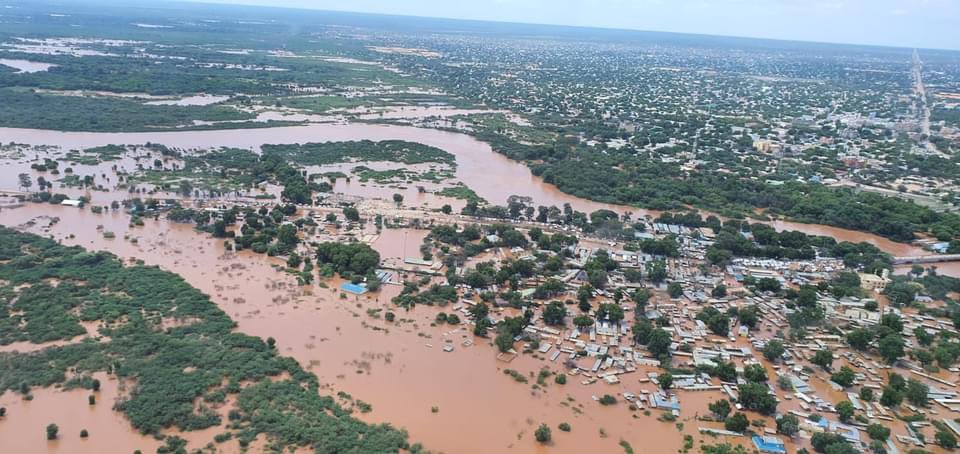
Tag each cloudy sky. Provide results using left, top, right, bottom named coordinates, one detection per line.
left=184, top=0, right=958, bottom=50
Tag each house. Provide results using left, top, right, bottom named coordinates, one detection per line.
left=340, top=282, right=368, bottom=295
left=752, top=436, right=786, bottom=454
left=859, top=272, right=890, bottom=291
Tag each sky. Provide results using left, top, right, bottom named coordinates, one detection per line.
left=182, top=0, right=960, bottom=50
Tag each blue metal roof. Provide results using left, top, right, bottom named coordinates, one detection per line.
left=340, top=282, right=368, bottom=295
left=752, top=436, right=786, bottom=454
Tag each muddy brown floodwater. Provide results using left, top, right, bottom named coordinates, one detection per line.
left=0, top=202, right=711, bottom=453
left=0, top=124, right=934, bottom=258
left=0, top=122, right=950, bottom=453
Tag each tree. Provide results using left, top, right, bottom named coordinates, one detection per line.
left=80, top=429, right=89, bottom=438
left=632, top=288, right=651, bottom=313
left=811, top=349, right=833, bottom=371
left=762, top=340, right=786, bottom=363
left=888, top=372, right=907, bottom=391
left=776, top=414, right=799, bottom=437
left=738, top=382, right=777, bottom=415
left=697, top=307, right=730, bottom=336
left=494, top=332, right=514, bottom=353
left=577, top=284, right=593, bottom=307
left=599, top=394, right=617, bottom=405
left=880, top=386, right=903, bottom=408
left=392, top=193, right=403, bottom=204
left=441, top=204, right=452, bottom=215
left=778, top=375, right=793, bottom=391
left=18, top=173, right=31, bottom=191
left=646, top=329, right=672, bottom=357
left=796, top=286, right=818, bottom=307
left=645, top=259, right=667, bottom=284
left=743, top=364, right=768, bottom=383
left=755, top=277, right=781, bottom=293
left=883, top=281, right=916, bottom=307
left=542, top=301, right=567, bottom=326
left=706, top=247, right=732, bottom=265
left=724, top=412, right=749, bottom=433
left=632, top=318, right=653, bottom=345
left=880, top=313, right=904, bottom=333
left=913, top=327, right=934, bottom=347
left=859, top=387, right=874, bottom=402
left=658, top=372, right=673, bottom=391
left=709, top=399, right=731, bottom=420
left=573, top=315, right=594, bottom=330
left=737, top=305, right=760, bottom=329
left=836, top=400, right=854, bottom=422
left=667, top=282, right=683, bottom=298
left=811, top=433, right=850, bottom=453
left=342, top=206, right=360, bottom=222
left=46, top=423, right=59, bottom=440
left=936, top=429, right=958, bottom=449
left=905, top=379, right=929, bottom=407
left=712, top=284, right=727, bottom=298
left=534, top=424, right=551, bottom=443
left=831, top=366, right=856, bottom=388
left=866, top=424, right=890, bottom=441
left=277, top=224, right=299, bottom=247
left=878, top=334, right=905, bottom=364
left=587, top=269, right=608, bottom=289
left=846, top=328, right=873, bottom=351
left=713, top=362, right=738, bottom=382
left=595, top=303, right=625, bottom=324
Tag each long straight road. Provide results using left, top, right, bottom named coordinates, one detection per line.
left=911, top=49, right=940, bottom=155
left=912, top=49, right=931, bottom=136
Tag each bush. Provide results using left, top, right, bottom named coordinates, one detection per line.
left=724, top=412, right=749, bottom=432
left=558, top=422, right=571, bottom=432
left=535, top=424, right=552, bottom=443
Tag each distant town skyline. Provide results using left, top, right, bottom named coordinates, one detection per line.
left=182, top=0, right=960, bottom=50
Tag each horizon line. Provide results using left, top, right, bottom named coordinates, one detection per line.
left=173, top=0, right=960, bottom=53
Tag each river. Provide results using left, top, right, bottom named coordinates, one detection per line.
left=0, top=123, right=932, bottom=257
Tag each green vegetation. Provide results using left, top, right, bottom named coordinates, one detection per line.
left=438, top=185, right=486, bottom=203
left=314, top=242, right=381, bottom=282
left=0, top=88, right=261, bottom=132
left=534, top=423, right=552, bottom=443
left=261, top=140, right=454, bottom=166
left=0, top=227, right=408, bottom=451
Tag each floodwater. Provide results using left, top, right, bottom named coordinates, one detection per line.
left=0, top=373, right=164, bottom=453
left=0, top=59, right=57, bottom=73
left=0, top=120, right=952, bottom=452
left=0, top=204, right=691, bottom=453
left=145, top=94, right=230, bottom=106
left=0, top=123, right=931, bottom=257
